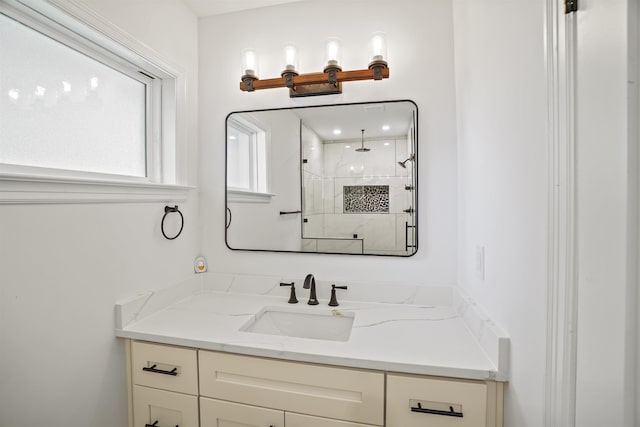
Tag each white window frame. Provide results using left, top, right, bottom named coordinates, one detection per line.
left=0, top=0, right=191, bottom=203
left=226, top=114, right=273, bottom=203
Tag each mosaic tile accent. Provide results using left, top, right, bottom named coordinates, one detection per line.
left=343, top=185, right=389, bottom=213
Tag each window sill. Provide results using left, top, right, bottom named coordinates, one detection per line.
left=0, top=174, right=193, bottom=204
left=227, top=189, right=275, bottom=203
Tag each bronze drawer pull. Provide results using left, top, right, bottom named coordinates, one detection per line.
left=144, top=422, right=178, bottom=427
left=410, top=402, right=463, bottom=418
left=142, top=364, right=178, bottom=376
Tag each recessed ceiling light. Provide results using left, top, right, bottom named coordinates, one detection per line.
left=384, top=142, right=390, bottom=146
left=345, top=145, right=351, bottom=149
left=228, top=135, right=237, bottom=140
left=382, top=125, right=390, bottom=131
left=333, top=129, right=342, bottom=135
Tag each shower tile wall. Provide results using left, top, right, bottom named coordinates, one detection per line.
left=302, top=133, right=411, bottom=254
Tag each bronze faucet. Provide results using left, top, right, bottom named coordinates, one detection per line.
left=303, top=274, right=319, bottom=305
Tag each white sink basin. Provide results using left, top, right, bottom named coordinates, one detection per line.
left=240, top=306, right=355, bottom=342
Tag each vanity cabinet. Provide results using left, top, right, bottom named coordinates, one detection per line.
left=133, top=386, right=199, bottom=427
left=200, top=398, right=378, bottom=427
left=127, top=340, right=503, bottom=427
left=200, top=398, right=284, bottom=427
left=386, top=374, right=502, bottom=427
left=130, top=341, right=199, bottom=427
left=199, top=350, right=384, bottom=425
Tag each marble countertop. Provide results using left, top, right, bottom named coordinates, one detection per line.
left=115, top=273, right=509, bottom=381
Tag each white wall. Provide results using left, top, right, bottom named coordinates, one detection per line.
left=0, top=1, right=199, bottom=426
left=452, top=1, right=548, bottom=426
left=199, top=0, right=458, bottom=283
left=575, top=1, right=637, bottom=425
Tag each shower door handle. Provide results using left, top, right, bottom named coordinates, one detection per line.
left=405, top=221, right=416, bottom=252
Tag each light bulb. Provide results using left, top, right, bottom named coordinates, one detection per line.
left=242, top=49, right=258, bottom=77
left=369, top=31, right=387, bottom=62
left=325, top=38, right=341, bottom=66
left=283, top=44, right=298, bottom=72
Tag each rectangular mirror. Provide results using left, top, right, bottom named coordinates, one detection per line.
left=225, top=100, right=417, bottom=256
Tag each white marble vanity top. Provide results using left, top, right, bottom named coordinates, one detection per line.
left=115, top=273, right=509, bottom=382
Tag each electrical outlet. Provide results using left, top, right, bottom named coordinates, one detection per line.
left=475, top=246, right=485, bottom=280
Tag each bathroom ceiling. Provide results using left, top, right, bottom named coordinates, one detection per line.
left=182, top=0, right=307, bottom=16
left=293, top=102, right=414, bottom=141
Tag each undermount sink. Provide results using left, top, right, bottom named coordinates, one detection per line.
left=240, top=306, right=355, bottom=342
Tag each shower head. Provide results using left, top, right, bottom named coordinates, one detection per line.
left=356, top=129, right=370, bottom=152
left=397, top=154, right=415, bottom=168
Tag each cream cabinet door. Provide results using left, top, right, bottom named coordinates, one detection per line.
left=386, top=374, right=488, bottom=427
left=286, top=412, right=379, bottom=427
left=199, top=350, right=384, bottom=425
left=200, top=397, right=284, bottom=427
left=133, top=385, right=198, bottom=427
left=132, top=341, right=198, bottom=395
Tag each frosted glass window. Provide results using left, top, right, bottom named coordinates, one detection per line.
left=0, top=12, right=147, bottom=177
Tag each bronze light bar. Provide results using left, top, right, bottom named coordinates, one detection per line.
left=240, top=67, right=389, bottom=97
left=240, top=34, right=389, bottom=97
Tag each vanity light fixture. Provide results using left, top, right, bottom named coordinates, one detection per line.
left=240, top=33, right=389, bottom=97
left=281, top=43, right=298, bottom=88
left=241, top=48, right=259, bottom=91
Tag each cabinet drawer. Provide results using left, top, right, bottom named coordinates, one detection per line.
left=286, top=412, right=378, bottom=427
left=200, top=397, right=283, bottom=427
left=199, top=350, right=384, bottom=426
left=133, top=385, right=198, bottom=427
left=386, top=374, right=487, bottom=427
left=132, top=341, right=198, bottom=395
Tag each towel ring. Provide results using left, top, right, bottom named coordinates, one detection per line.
left=161, top=205, right=184, bottom=240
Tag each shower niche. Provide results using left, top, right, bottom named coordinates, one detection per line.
left=225, top=100, right=417, bottom=256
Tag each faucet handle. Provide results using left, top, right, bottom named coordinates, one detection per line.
left=328, top=284, right=348, bottom=307
left=279, top=282, right=298, bottom=304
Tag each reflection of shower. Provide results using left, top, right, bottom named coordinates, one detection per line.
left=355, top=129, right=371, bottom=152
left=397, top=154, right=415, bottom=168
